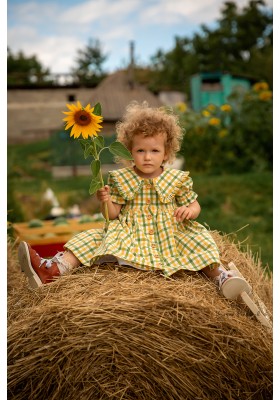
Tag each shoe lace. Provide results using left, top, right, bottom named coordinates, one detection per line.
left=38, top=252, right=64, bottom=269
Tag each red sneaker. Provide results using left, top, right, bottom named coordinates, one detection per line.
left=18, top=241, right=60, bottom=288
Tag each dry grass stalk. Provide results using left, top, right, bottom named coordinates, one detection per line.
left=8, top=231, right=272, bottom=400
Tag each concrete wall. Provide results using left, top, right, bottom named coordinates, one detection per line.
left=8, top=87, right=185, bottom=144
left=7, top=88, right=99, bottom=143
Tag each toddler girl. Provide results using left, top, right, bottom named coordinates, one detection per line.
left=18, top=102, right=245, bottom=298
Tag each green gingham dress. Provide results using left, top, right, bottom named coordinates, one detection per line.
left=65, top=167, right=220, bottom=277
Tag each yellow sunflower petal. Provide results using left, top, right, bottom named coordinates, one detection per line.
left=65, top=122, right=74, bottom=130
left=90, top=121, right=102, bottom=130
left=94, top=115, right=103, bottom=123
left=62, top=100, right=104, bottom=139
left=81, top=130, right=89, bottom=139
left=66, top=103, right=79, bottom=112
left=86, top=126, right=97, bottom=138
left=83, top=126, right=93, bottom=137
left=62, top=116, right=74, bottom=123
left=71, top=124, right=83, bottom=138
left=84, top=103, right=94, bottom=113
left=75, top=132, right=82, bottom=139
left=87, top=124, right=100, bottom=135
left=62, top=110, right=75, bottom=115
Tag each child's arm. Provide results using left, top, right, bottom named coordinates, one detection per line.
left=174, top=200, right=201, bottom=222
left=96, top=185, right=122, bottom=220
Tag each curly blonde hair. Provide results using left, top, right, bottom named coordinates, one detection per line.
left=115, top=102, right=184, bottom=165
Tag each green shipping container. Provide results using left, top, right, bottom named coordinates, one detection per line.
left=190, top=72, right=252, bottom=111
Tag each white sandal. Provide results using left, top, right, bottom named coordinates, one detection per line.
left=213, top=263, right=272, bottom=329
left=216, top=270, right=252, bottom=300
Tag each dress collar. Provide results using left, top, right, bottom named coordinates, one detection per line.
left=109, top=167, right=190, bottom=202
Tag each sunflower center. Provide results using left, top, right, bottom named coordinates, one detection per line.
left=74, top=110, right=91, bottom=126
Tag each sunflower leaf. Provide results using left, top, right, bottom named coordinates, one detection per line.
left=84, top=144, right=94, bottom=159
left=94, top=136, right=105, bottom=149
left=79, top=139, right=90, bottom=150
left=93, top=103, right=102, bottom=116
left=109, top=142, right=133, bottom=160
left=89, top=179, right=102, bottom=195
left=90, top=159, right=101, bottom=178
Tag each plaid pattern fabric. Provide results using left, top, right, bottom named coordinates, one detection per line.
left=65, top=167, right=220, bottom=276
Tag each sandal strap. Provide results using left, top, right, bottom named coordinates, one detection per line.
left=218, top=270, right=239, bottom=290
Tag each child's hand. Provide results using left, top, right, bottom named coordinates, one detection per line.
left=96, top=185, right=111, bottom=203
left=174, top=205, right=195, bottom=222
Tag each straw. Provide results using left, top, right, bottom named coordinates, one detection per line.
left=7, top=231, right=272, bottom=400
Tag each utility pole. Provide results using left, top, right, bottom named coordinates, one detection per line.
left=128, top=41, right=135, bottom=90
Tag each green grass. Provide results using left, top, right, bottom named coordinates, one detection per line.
left=8, top=139, right=273, bottom=271
left=193, top=172, right=272, bottom=270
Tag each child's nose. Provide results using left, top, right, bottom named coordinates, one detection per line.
left=144, top=152, right=151, bottom=160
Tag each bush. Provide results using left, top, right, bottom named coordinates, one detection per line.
left=177, top=82, right=272, bottom=174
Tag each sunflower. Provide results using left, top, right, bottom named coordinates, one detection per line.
left=220, top=104, right=232, bottom=112
left=176, top=102, right=188, bottom=113
left=62, top=101, right=103, bottom=139
left=258, top=90, right=272, bottom=101
left=202, top=110, right=211, bottom=117
left=253, top=82, right=269, bottom=92
left=208, top=117, right=220, bottom=126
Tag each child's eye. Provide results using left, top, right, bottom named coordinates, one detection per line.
left=137, top=149, right=144, bottom=152
left=152, top=149, right=160, bottom=152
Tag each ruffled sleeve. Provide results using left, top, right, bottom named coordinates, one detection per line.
left=154, top=169, right=198, bottom=205
left=107, top=173, right=126, bottom=204
left=107, top=168, right=144, bottom=204
left=175, top=175, right=198, bottom=207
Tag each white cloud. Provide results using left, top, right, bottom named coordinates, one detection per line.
left=8, top=1, right=61, bottom=26
left=103, top=25, right=134, bottom=42
left=7, top=0, right=273, bottom=74
left=8, top=26, right=38, bottom=44
left=34, top=36, right=82, bottom=73
left=139, top=0, right=272, bottom=26
left=59, top=0, right=141, bottom=26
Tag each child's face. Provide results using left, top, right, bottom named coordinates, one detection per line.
left=131, top=133, right=167, bottom=178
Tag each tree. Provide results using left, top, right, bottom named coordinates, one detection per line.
left=7, top=48, right=51, bottom=87
left=149, top=38, right=198, bottom=94
left=147, top=0, right=272, bottom=93
left=71, top=38, right=108, bottom=86
left=193, top=1, right=272, bottom=77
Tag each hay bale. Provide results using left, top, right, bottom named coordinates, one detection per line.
left=8, top=232, right=272, bottom=400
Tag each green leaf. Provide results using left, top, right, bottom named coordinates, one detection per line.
left=84, top=144, right=93, bottom=159
left=79, top=139, right=90, bottom=150
left=94, top=135, right=105, bottom=149
left=79, top=140, right=87, bottom=150
left=109, top=142, right=133, bottom=160
left=90, top=159, right=101, bottom=178
left=93, top=103, right=102, bottom=116
left=89, top=179, right=102, bottom=195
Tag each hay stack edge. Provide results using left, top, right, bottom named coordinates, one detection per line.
left=8, top=231, right=272, bottom=400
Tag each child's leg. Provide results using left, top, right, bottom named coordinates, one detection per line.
left=202, top=264, right=239, bottom=285
left=18, top=241, right=81, bottom=288
left=202, top=264, right=231, bottom=279
left=201, top=264, right=250, bottom=299
left=57, top=250, right=81, bottom=272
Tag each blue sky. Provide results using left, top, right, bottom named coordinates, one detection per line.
left=7, top=0, right=273, bottom=74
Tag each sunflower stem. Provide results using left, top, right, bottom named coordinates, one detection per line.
left=98, top=147, right=109, bottom=158
left=92, top=138, right=109, bottom=230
